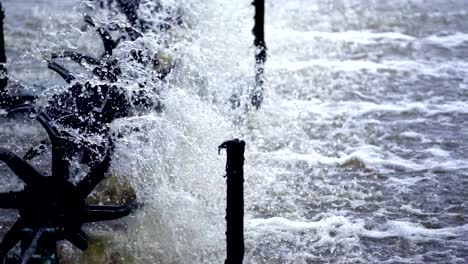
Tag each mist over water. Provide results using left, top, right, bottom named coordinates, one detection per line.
left=1, top=0, right=468, bottom=263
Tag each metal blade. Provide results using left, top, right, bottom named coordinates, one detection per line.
left=6, top=104, right=37, bottom=116
left=20, top=227, right=44, bottom=264
left=77, top=138, right=113, bottom=197
left=46, top=61, right=75, bottom=84
left=66, top=230, right=88, bottom=251
left=84, top=202, right=137, bottom=222
left=36, top=112, right=70, bottom=179
left=0, top=148, right=43, bottom=185
left=35, top=112, right=59, bottom=142
left=23, top=139, right=49, bottom=161
left=97, top=26, right=117, bottom=56
left=0, top=219, right=25, bottom=260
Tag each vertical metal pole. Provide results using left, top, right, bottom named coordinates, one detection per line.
left=0, top=2, right=5, bottom=64
left=219, top=139, right=245, bottom=264
left=251, top=0, right=266, bottom=109
left=0, top=2, right=8, bottom=93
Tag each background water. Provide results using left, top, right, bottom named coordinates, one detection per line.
left=1, top=0, right=468, bottom=263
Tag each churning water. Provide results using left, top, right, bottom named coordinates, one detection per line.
left=1, top=0, right=468, bottom=263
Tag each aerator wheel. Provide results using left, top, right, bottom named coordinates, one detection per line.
left=0, top=111, right=136, bottom=264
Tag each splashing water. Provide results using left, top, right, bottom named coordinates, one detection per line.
left=1, top=0, right=468, bottom=263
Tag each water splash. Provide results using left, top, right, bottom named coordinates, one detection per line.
left=2, top=0, right=468, bottom=263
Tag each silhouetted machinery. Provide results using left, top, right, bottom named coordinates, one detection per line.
left=0, top=111, right=136, bottom=264
left=0, top=1, right=144, bottom=263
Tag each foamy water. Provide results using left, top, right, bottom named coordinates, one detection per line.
left=1, top=0, right=468, bottom=263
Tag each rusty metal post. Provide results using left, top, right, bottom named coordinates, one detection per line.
left=219, top=139, right=245, bottom=264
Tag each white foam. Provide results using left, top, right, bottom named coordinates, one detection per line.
left=277, top=99, right=468, bottom=118
left=269, top=29, right=415, bottom=45
left=260, top=142, right=468, bottom=174
left=400, top=131, right=430, bottom=143
left=425, top=147, right=451, bottom=158
left=425, top=32, right=468, bottom=47
left=248, top=216, right=468, bottom=241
